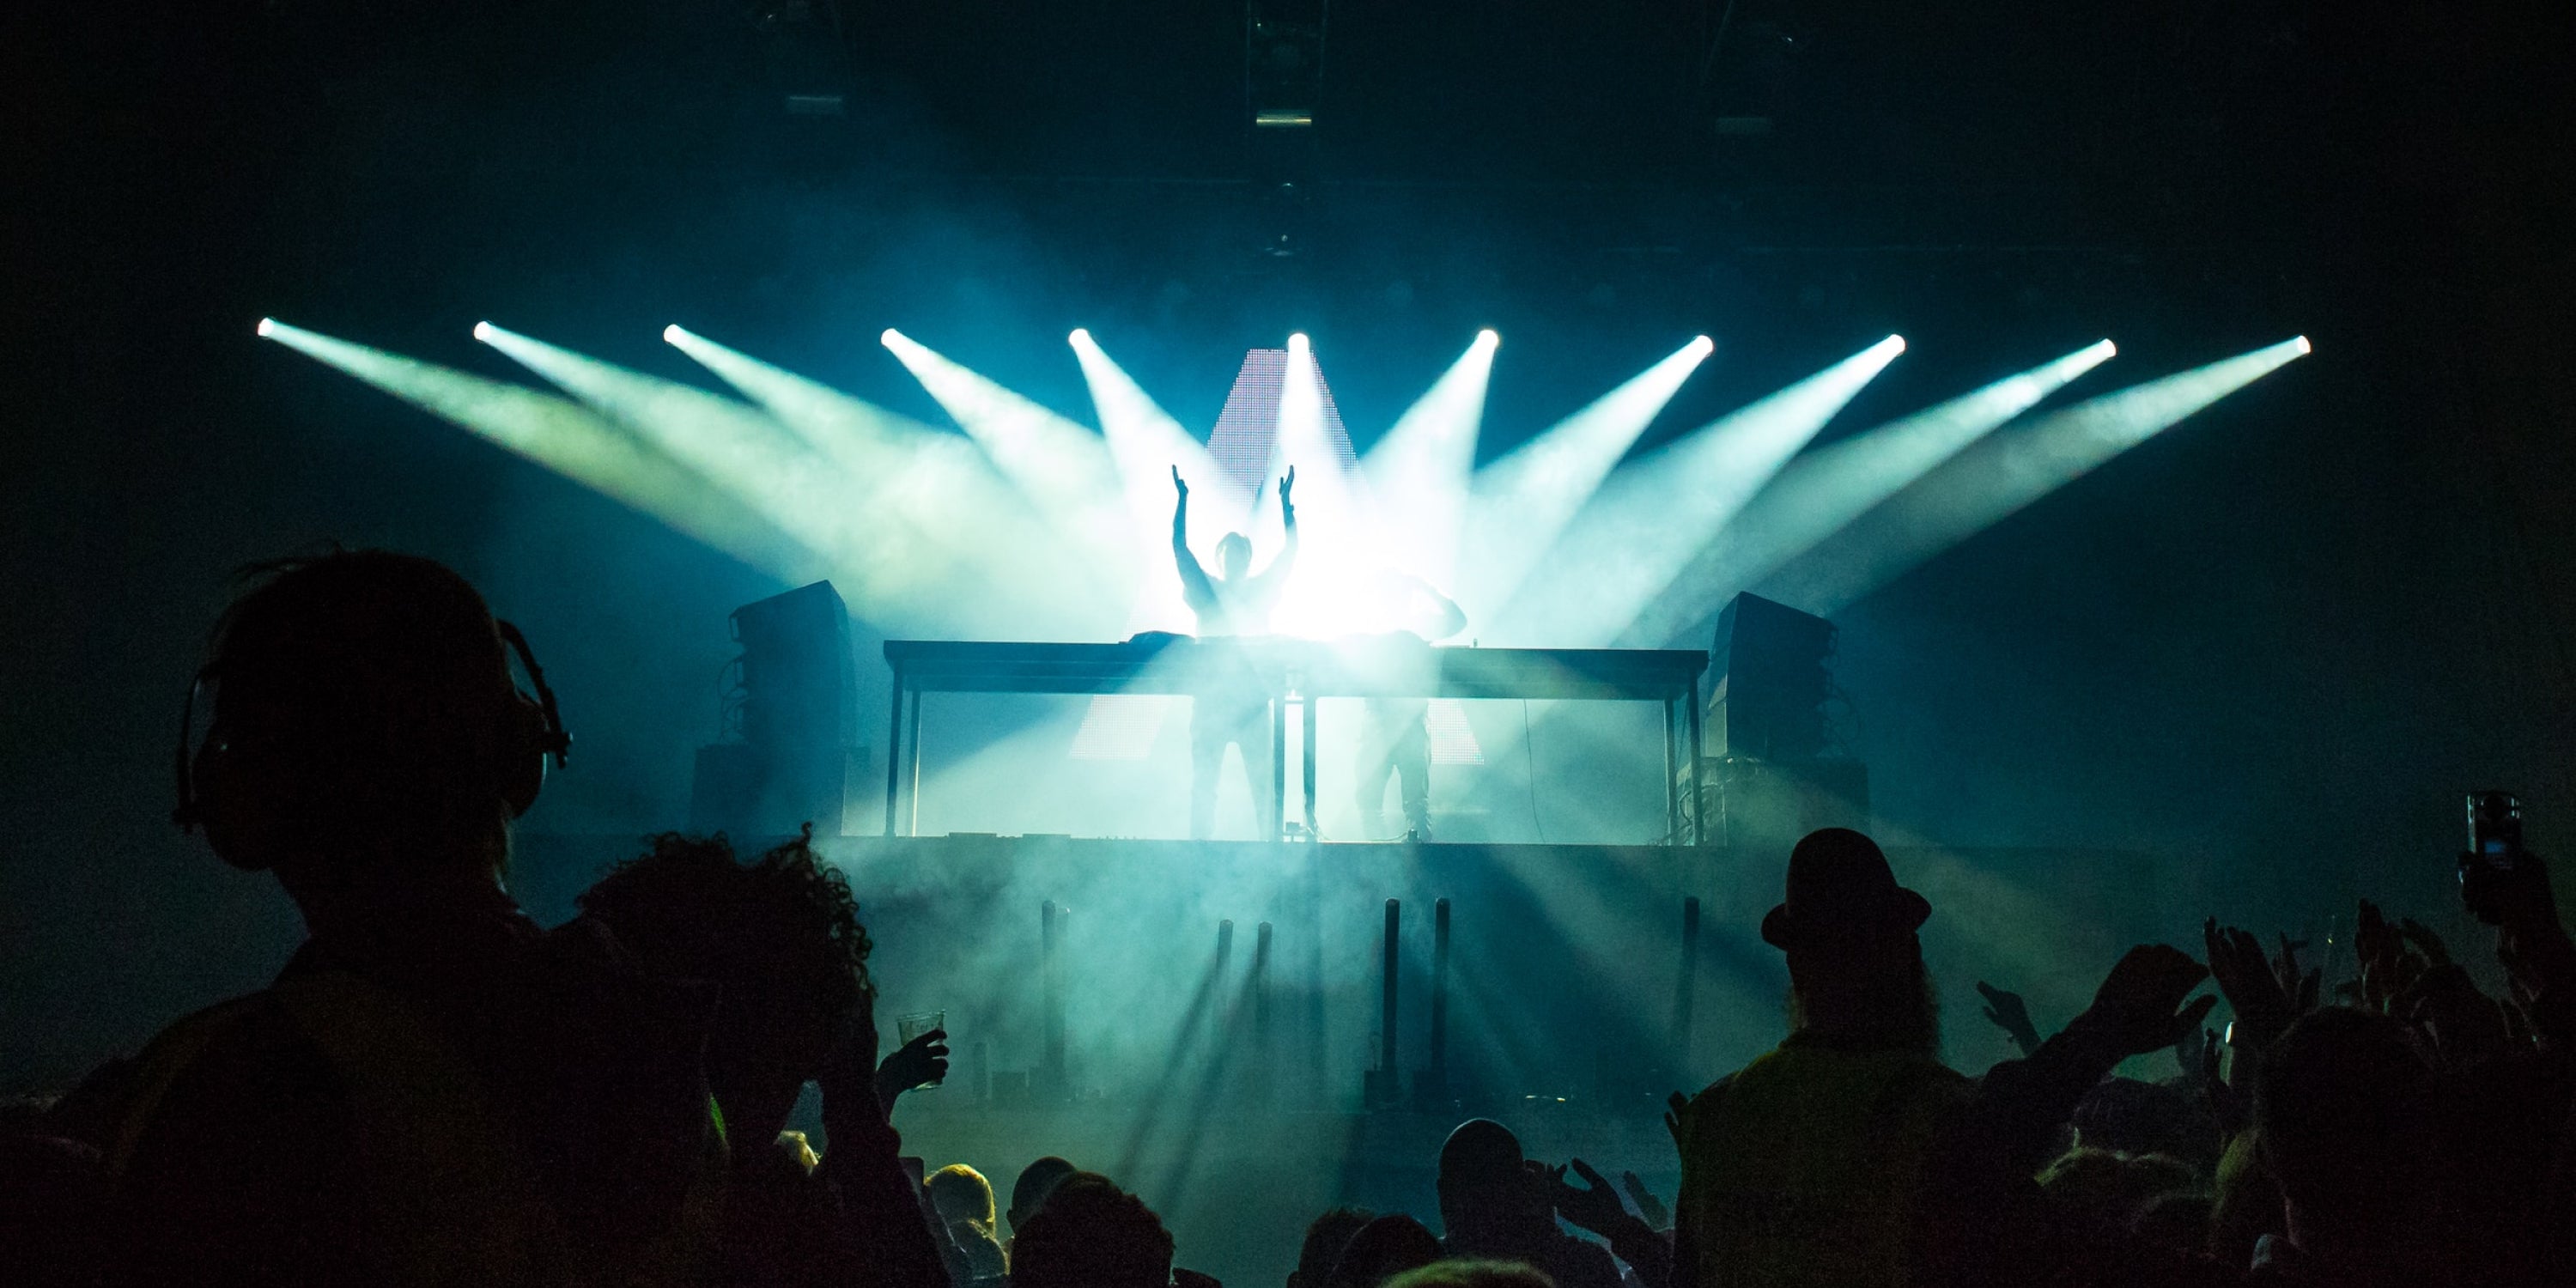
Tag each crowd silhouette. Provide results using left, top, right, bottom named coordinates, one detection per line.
left=6, top=549, right=2576, bottom=1286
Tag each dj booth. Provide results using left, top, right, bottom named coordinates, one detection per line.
left=882, top=636, right=1710, bottom=843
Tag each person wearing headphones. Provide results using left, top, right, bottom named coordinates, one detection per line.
left=96, top=550, right=721, bottom=1287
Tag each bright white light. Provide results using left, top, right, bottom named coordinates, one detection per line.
left=1692, top=335, right=1715, bottom=354
left=1268, top=337, right=1369, bottom=635
left=1356, top=332, right=1498, bottom=593
left=255, top=318, right=276, bottom=337
left=2295, top=335, right=2312, bottom=354
left=662, top=324, right=686, bottom=344
left=471, top=321, right=494, bottom=342
left=1070, top=327, right=1092, bottom=344
left=881, top=328, right=1137, bottom=606
left=487, top=322, right=1121, bottom=637
left=261, top=319, right=821, bottom=581
left=1499, top=334, right=1905, bottom=645
left=1066, top=327, right=1228, bottom=635
left=2103, top=339, right=2118, bottom=356
left=665, top=323, right=1080, bottom=634
left=1476, top=329, right=1500, bottom=349
left=1624, top=338, right=2117, bottom=646
left=1452, top=337, right=1716, bottom=626
left=1765, top=336, right=2312, bottom=613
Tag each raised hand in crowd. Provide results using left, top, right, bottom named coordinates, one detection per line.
left=876, top=1025, right=951, bottom=1116
left=1546, top=1157, right=1670, bottom=1288
left=2064, top=944, right=2219, bottom=1058
left=1619, top=1170, right=1670, bottom=1233
left=1973, top=981, right=2043, bottom=1057
left=2205, top=917, right=2306, bottom=1054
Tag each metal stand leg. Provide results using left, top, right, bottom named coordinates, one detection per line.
left=1271, top=696, right=1288, bottom=843
left=1303, top=695, right=1319, bottom=840
left=906, top=688, right=924, bottom=838
left=884, top=668, right=905, bottom=838
left=1684, top=682, right=1704, bottom=846
left=1663, top=697, right=1680, bottom=847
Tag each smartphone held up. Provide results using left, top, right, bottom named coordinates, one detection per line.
left=2461, top=790, right=2524, bottom=926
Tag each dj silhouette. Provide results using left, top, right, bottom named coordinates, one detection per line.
left=1172, top=465, right=1297, bottom=840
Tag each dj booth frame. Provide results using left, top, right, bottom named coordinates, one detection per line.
left=882, top=638, right=1709, bottom=844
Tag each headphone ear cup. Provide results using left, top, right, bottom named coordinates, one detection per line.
left=497, top=696, right=550, bottom=818
left=192, top=740, right=278, bottom=872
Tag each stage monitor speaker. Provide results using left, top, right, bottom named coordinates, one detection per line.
left=691, top=580, right=863, bottom=837
left=1709, top=592, right=1836, bottom=761
left=732, top=580, right=858, bottom=751
left=1696, top=756, right=1869, bottom=853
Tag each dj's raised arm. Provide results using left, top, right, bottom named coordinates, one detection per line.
left=1172, top=466, right=1216, bottom=612
left=1267, top=465, right=1300, bottom=580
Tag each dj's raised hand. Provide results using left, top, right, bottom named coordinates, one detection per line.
left=1172, top=465, right=1189, bottom=498
left=1279, top=465, right=1296, bottom=507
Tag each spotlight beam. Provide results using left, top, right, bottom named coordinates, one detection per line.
left=258, top=319, right=823, bottom=580
left=1358, top=331, right=1498, bottom=592
left=1067, top=328, right=1228, bottom=634
left=1498, top=335, right=1905, bottom=646
left=880, top=328, right=1136, bottom=587
left=1621, top=339, right=2117, bottom=647
left=1762, top=337, right=2312, bottom=613
left=482, top=321, right=1119, bottom=637
left=1455, top=336, right=1714, bottom=626
left=665, top=324, right=1063, bottom=578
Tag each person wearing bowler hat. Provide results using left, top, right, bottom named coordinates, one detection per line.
left=1667, top=829, right=2220, bottom=1288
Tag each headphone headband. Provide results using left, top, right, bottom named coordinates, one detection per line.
left=172, top=617, right=572, bottom=832
left=496, top=618, right=573, bottom=769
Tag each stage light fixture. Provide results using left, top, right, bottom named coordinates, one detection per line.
left=1623, top=338, right=2118, bottom=646
left=2295, top=335, right=2312, bottom=354
left=1288, top=332, right=1311, bottom=353
left=1500, top=333, right=1905, bottom=645
left=1765, top=336, right=2312, bottom=613
left=1477, top=329, right=1499, bottom=348
left=1071, top=327, right=1092, bottom=344
left=255, top=318, right=276, bottom=337
left=472, top=321, right=494, bottom=342
left=663, top=324, right=687, bottom=344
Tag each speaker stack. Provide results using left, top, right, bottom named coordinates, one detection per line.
left=1698, top=592, right=1869, bottom=850
left=690, top=580, right=868, bottom=838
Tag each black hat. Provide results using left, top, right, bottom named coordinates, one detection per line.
left=1759, top=828, right=1931, bottom=950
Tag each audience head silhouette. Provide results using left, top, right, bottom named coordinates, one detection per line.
left=179, top=549, right=563, bottom=890
left=1010, top=1154, right=1079, bottom=1236
left=1382, top=1260, right=1557, bottom=1288
left=929, top=1161, right=999, bottom=1231
left=2255, top=1005, right=2437, bottom=1256
left=1010, top=1171, right=1176, bottom=1288
left=1437, top=1119, right=1548, bottom=1255
left=1293, top=1206, right=1375, bottom=1288
left=577, top=827, right=873, bottom=1146
left=1327, top=1212, right=1444, bottom=1288
left=1766, top=828, right=1939, bottom=1050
